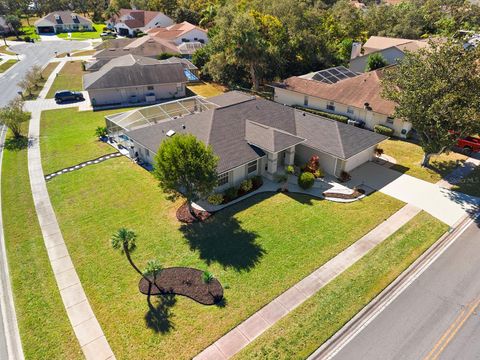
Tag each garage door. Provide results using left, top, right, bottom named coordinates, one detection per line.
left=344, top=147, right=374, bottom=173
left=37, top=26, right=55, bottom=34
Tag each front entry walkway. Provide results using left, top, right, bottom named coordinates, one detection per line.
left=348, top=162, right=480, bottom=227
left=194, top=204, right=422, bottom=359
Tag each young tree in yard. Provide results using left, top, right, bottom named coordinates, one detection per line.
left=365, top=52, right=388, bottom=71
left=382, top=41, right=480, bottom=167
left=143, top=259, right=162, bottom=303
left=153, top=134, right=219, bottom=217
left=17, top=78, right=34, bottom=98
left=0, top=97, right=29, bottom=138
left=4, top=15, right=21, bottom=38
left=111, top=228, right=153, bottom=286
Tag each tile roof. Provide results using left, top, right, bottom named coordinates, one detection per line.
left=280, top=68, right=396, bottom=116
left=363, top=36, right=430, bottom=55
left=146, top=21, right=206, bottom=40
left=83, top=54, right=187, bottom=90
left=110, top=9, right=167, bottom=29
left=126, top=93, right=387, bottom=173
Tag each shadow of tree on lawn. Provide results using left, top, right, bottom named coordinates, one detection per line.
left=3, top=136, right=29, bottom=151
left=180, top=197, right=266, bottom=272
left=144, top=294, right=176, bottom=334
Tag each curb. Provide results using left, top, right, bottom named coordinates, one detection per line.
left=307, top=214, right=474, bottom=360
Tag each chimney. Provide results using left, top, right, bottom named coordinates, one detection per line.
left=350, top=42, right=362, bottom=60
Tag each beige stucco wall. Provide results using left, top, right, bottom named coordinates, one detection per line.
left=173, top=29, right=209, bottom=45
left=274, top=87, right=412, bottom=138
left=295, top=144, right=338, bottom=175
left=349, top=47, right=405, bottom=73
left=88, top=83, right=186, bottom=106
left=343, top=146, right=376, bottom=173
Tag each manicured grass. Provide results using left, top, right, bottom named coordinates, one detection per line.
left=45, top=155, right=403, bottom=360
left=1, top=128, right=82, bottom=359
left=40, top=107, right=137, bottom=174
left=0, top=59, right=18, bottom=73
left=380, top=139, right=467, bottom=183
left=0, top=45, right=16, bottom=55
left=23, top=62, right=59, bottom=100
left=46, top=61, right=85, bottom=98
left=234, top=211, right=448, bottom=359
left=57, top=23, right=105, bottom=40
left=452, top=165, right=480, bottom=197
left=187, top=81, right=226, bottom=98
left=72, top=49, right=97, bottom=56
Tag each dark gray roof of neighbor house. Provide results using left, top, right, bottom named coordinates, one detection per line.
left=83, top=54, right=187, bottom=90
left=207, top=91, right=255, bottom=107
left=158, top=56, right=197, bottom=71
left=84, top=59, right=109, bottom=71
left=35, top=11, right=92, bottom=26
left=126, top=93, right=387, bottom=173
left=245, top=120, right=305, bottom=153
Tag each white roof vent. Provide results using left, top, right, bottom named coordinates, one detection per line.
left=71, top=14, right=78, bottom=19
left=166, top=130, right=176, bottom=137
left=54, top=14, right=60, bottom=20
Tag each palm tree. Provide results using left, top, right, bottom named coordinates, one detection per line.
left=143, top=259, right=163, bottom=304
left=111, top=228, right=151, bottom=284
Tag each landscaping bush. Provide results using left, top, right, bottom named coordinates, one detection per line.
left=240, top=179, right=253, bottom=193
left=286, top=165, right=295, bottom=175
left=375, top=147, right=384, bottom=156
left=275, top=173, right=288, bottom=183
left=298, top=172, right=315, bottom=189
left=313, top=169, right=323, bottom=178
left=252, top=175, right=263, bottom=188
left=207, top=193, right=224, bottom=205
left=374, top=124, right=394, bottom=136
left=293, top=105, right=349, bottom=123
left=224, top=187, right=238, bottom=201
left=339, top=170, right=351, bottom=183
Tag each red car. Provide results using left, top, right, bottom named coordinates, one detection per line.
left=457, top=136, right=480, bottom=154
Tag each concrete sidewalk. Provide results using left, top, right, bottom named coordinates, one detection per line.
left=194, top=203, right=421, bottom=360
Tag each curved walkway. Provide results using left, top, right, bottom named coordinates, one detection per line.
left=27, top=63, right=115, bottom=359
left=0, top=125, right=24, bottom=360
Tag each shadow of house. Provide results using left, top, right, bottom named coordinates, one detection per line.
left=180, top=196, right=266, bottom=272
left=145, top=293, right=176, bottom=334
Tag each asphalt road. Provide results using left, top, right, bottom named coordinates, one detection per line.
left=0, top=39, right=89, bottom=107
left=332, top=218, right=480, bottom=360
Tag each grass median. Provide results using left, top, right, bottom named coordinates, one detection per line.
left=1, top=128, right=82, bottom=359
left=234, top=211, right=448, bottom=359
left=46, top=61, right=85, bottom=98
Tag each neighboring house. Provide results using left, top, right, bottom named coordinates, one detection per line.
left=34, top=11, right=93, bottom=34
left=110, top=91, right=387, bottom=191
left=271, top=66, right=412, bottom=138
left=107, top=9, right=174, bottom=36
left=350, top=36, right=431, bottom=73
left=94, top=22, right=208, bottom=60
left=83, top=54, right=188, bottom=107
left=0, top=16, right=13, bottom=35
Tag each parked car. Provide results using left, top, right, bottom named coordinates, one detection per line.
left=347, top=119, right=365, bottom=128
left=456, top=136, right=480, bottom=155
left=100, top=31, right=117, bottom=38
left=54, top=90, right=84, bottom=103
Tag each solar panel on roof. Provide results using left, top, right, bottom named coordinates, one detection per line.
left=309, top=66, right=359, bottom=84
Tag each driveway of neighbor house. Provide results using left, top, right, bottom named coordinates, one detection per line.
left=348, top=162, right=480, bottom=227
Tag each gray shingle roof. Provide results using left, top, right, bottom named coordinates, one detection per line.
left=126, top=94, right=387, bottom=173
left=35, top=11, right=92, bottom=26
left=83, top=54, right=187, bottom=90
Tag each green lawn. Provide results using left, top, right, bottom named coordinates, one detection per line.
left=187, top=82, right=227, bottom=98
left=1, top=128, right=82, bottom=359
left=46, top=61, right=85, bottom=98
left=40, top=107, right=137, bottom=174
left=452, top=165, right=480, bottom=197
left=380, top=139, right=467, bottom=183
left=57, top=23, right=105, bottom=40
left=234, top=211, right=448, bottom=359
left=23, top=62, right=59, bottom=100
left=0, top=59, right=18, bottom=73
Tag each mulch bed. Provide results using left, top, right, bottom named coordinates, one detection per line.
left=176, top=202, right=211, bottom=223
left=138, top=267, right=224, bottom=305
left=323, top=188, right=366, bottom=199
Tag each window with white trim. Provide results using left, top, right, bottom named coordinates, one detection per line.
left=247, top=160, right=257, bottom=174
left=326, top=101, right=335, bottom=111
left=304, top=95, right=309, bottom=106
left=147, top=86, right=154, bottom=90
left=347, top=107, right=354, bottom=115
left=386, top=117, right=394, bottom=124
left=218, top=172, right=229, bottom=186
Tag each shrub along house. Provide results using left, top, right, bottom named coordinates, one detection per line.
left=34, top=11, right=93, bottom=34
left=272, top=66, right=412, bottom=138
left=111, top=92, right=387, bottom=192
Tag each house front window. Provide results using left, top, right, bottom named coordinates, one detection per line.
left=218, top=172, right=229, bottom=186
left=386, top=117, right=394, bottom=124
left=327, top=101, right=335, bottom=111
left=347, top=107, right=354, bottom=115
left=247, top=160, right=257, bottom=174
left=304, top=95, right=309, bottom=106
left=147, top=86, right=154, bottom=90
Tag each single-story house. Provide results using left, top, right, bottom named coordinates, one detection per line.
left=83, top=54, right=188, bottom=107
left=349, top=36, right=431, bottom=73
left=272, top=66, right=412, bottom=138
left=34, top=11, right=93, bottom=34
left=121, top=92, right=387, bottom=191
left=0, top=16, right=13, bottom=35
left=107, top=9, right=174, bottom=37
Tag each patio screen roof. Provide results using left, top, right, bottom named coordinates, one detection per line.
left=105, top=96, right=217, bottom=132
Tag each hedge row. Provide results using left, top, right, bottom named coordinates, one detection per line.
left=293, top=105, right=349, bottom=124
left=374, top=124, right=394, bottom=136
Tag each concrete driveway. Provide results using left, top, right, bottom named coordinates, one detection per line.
left=349, top=162, right=479, bottom=226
